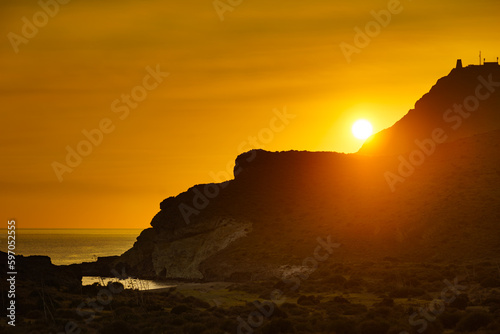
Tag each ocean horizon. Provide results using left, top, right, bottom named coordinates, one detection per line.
left=0, top=228, right=143, bottom=265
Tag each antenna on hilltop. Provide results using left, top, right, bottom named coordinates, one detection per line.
left=479, top=51, right=482, bottom=65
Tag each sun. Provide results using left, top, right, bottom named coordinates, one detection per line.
left=351, top=119, right=373, bottom=140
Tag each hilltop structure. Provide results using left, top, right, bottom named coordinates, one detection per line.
left=456, top=56, right=499, bottom=69
left=484, top=58, right=499, bottom=66
left=359, top=59, right=500, bottom=157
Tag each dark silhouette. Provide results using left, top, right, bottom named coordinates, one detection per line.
left=359, top=61, right=500, bottom=156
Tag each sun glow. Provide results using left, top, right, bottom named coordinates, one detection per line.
left=352, top=119, right=373, bottom=140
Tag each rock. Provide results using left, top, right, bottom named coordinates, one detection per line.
left=114, top=63, right=500, bottom=282
left=118, top=217, right=252, bottom=280
left=0, top=252, right=81, bottom=288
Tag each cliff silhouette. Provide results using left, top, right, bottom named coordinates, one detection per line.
left=110, top=62, right=500, bottom=281
left=359, top=62, right=500, bottom=156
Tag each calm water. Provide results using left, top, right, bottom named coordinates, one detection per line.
left=82, top=276, right=175, bottom=290
left=0, top=228, right=143, bottom=265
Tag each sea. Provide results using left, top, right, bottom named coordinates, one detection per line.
left=0, top=228, right=174, bottom=290
left=0, top=228, right=143, bottom=265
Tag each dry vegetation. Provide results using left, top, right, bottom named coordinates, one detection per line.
left=2, top=260, right=500, bottom=333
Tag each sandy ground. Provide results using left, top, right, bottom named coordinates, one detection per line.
left=151, top=281, right=257, bottom=307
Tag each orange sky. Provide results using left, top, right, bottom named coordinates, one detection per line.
left=1, top=0, right=500, bottom=228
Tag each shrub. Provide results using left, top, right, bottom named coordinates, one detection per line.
left=368, top=306, right=393, bottom=318
left=183, top=323, right=208, bottom=334
left=480, top=277, right=500, bottom=288
left=262, top=318, right=295, bottom=334
left=456, top=311, right=493, bottom=332
left=281, top=302, right=309, bottom=317
left=107, top=281, right=124, bottom=290
left=182, top=295, right=211, bottom=308
left=98, top=320, right=137, bottom=334
left=342, top=303, right=367, bottom=315
left=171, top=304, right=191, bottom=315
left=325, top=318, right=357, bottom=334
left=54, top=308, right=78, bottom=319
left=415, top=321, right=444, bottom=334
left=25, top=310, right=44, bottom=319
left=483, top=294, right=500, bottom=313
left=333, top=296, right=350, bottom=304
left=358, top=319, right=390, bottom=334
left=345, top=277, right=366, bottom=289
left=439, top=310, right=462, bottom=329
left=297, top=294, right=320, bottom=306
left=378, top=297, right=394, bottom=307
left=326, top=274, right=347, bottom=286
left=449, top=294, right=469, bottom=310
left=169, top=315, right=185, bottom=326
left=389, top=287, right=426, bottom=298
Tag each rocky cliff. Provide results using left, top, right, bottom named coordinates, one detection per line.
left=115, top=64, right=500, bottom=281
left=359, top=63, right=500, bottom=156
left=119, top=217, right=252, bottom=279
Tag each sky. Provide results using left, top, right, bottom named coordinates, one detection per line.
left=1, top=0, right=500, bottom=228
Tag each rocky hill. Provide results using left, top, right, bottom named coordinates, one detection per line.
left=359, top=62, right=500, bottom=156
left=114, top=63, right=500, bottom=282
